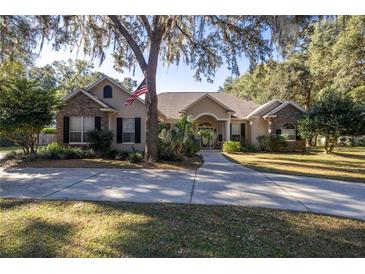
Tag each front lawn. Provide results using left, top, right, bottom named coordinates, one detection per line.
left=1, top=199, right=364, bottom=258
left=225, top=146, right=365, bottom=183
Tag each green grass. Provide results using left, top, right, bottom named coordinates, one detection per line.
left=225, top=146, right=365, bottom=183
left=1, top=199, right=364, bottom=257
left=0, top=146, right=21, bottom=153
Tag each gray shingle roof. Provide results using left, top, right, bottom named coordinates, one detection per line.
left=157, top=92, right=259, bottom=119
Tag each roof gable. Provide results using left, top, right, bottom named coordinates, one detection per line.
left=63, top=89, right=109, bottom=108
left=245, top=99, right=283, bottom=118
left=157, top=92, right=258, bottom=119
left=86, top=76, right=145, bottom=105
left=182, top=94, right=235, bottom=113
left=62, top=89, right=118, bottom=112
left=263, top=101, right=305, bottom=118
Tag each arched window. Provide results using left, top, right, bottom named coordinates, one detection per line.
left=103, top=85, right=112, bottom=98
left=281, top=123, right=296, bottom=140
left=282, top=123, right=295, bottom=129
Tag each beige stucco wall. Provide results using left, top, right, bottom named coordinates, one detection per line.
left=184, top=96, right=230, bottom=120
left=88, top=79, right=147, bottom=152
left=249, top=118, right=269, bottom=146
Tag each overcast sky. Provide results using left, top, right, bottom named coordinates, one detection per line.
left=35, top=42, right=251, bottom=93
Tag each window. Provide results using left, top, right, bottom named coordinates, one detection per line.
left=231, top=124, right=241, bottom=141
left=123, top=118, right=135, bottom=143
left=281, top=123, right=296, bottom=141
left=103, top=85, right=112, bottom=98
left=69, top=116, right=95, bottom=143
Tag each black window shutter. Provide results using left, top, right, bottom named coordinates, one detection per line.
left=95, top=116, right=101, bottom=130
left=103, top=85, right=112, bottom=98
left=117, top=118, right=123, bottom=143
left=240, top=123, right=245, bottom=139
left=230, top=124, right=232, bottom=141
left=276, top=129, right=282, bottom=136
left=63, top=116, right=69, bottom=144
left=296, top=130, right=301, bottom=140
left=135, top=117, right=141, bottom=144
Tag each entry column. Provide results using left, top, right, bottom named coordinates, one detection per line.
left=225, top=113, right=232, bottom=141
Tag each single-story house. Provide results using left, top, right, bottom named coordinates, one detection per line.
left=56, top=76, right=306, bottom=151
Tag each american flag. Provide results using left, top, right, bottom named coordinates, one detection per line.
left=124, top=79, right=148, bottom=106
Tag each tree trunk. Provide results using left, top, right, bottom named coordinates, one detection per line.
left=144, top=73, right=159, bottom=161
left=324, top=136, right=330, bottom=154
left=328, top=136, right=337, bottom=153
left=144, top=35, right=162, bottom=161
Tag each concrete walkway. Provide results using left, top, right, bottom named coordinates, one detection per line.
left=1, top=151, right=364, bottom=220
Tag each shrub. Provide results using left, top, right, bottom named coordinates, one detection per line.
left=222, top=141, right=241, bottom=153
left=185, top=138, right=201, bottom=157
left=240, top=144, right=257, bottom=152
left=87, top=129, right=113, bottom=155
left=40, top=143, right=95, bottom=160
left=158, top=116, right=199, bottom=161
left=359, top=136, right=365, bottom=146
left=269, top=135, right=288, bottom=151
left=257, top=136, right=270, bottom=151
left=44, top=143, right=64, bottom=159
left=197, top=128, right=213, bottom=147
left=128, top=148, right=143, bottom=163
left=41, top=127, right=56, bottom=134
left=339, top=136, right=347, bottom=146
left=347, top=137, right=355, bottom=147
left=115, top=151, right=129, bottom=161
left=104, top=149, right=119, bottom=160
left=0, top=137, right=15, bottom=147
left=257, top=135, right=288, bottom=152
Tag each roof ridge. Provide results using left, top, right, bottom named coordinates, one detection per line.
left=158, top=91, right=220, bottom=94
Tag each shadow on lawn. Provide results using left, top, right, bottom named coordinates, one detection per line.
left=333, top=152, right=365, bottom=161
left=0, top=218, right=74, bottom=258
left=1, top=199, right=365, bottom=257
left=84, top=202, right=365, bottom=258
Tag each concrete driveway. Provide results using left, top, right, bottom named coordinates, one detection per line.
left=1, top=151, right=364, bottom=220
left=0, top=168, right=195, bottom=203
left=193, top=151, right=365, bottom=220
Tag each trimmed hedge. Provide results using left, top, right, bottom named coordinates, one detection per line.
left=222, top=141, right=241, bottom=153
left=41, top=127, right=57, bottom=134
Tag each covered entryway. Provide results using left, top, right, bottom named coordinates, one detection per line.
left=195, top=114, right=226, bottom=149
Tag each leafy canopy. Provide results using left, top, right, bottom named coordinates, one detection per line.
left=298, top=92, right=365, bottom=153
left=0, top=63, right=60, bottom=153
left=223, top=16, right=365, bottom=108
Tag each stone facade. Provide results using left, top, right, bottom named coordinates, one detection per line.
left=56, top=92, right=108, bottom=144
left=270, top=104, right=304, bottom=130
left=269, top=104, right=305, bottom=151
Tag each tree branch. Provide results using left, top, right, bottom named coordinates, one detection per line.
left=139, top=15, right=152, bottom=39
left=176, top=22, right=215, bottom=57
left=152, top=16, right=160, bottom=32
left=108, top=15, right=148, bottom=71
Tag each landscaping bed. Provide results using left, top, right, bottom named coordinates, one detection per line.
left=1, top=199, right=364, bottom=257
left=224, top=146, right=365, bottom=183
left=11, top=155, right=203, bottom=170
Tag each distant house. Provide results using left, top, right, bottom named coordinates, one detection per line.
left=56, top=76, right=305, bottom=151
